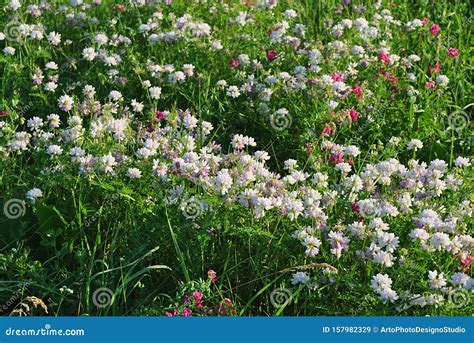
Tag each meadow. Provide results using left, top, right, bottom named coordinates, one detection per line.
left=0, top=0, right=472, bottom=316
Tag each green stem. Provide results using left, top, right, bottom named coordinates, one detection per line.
left=164, top=205, right=191, bottom=283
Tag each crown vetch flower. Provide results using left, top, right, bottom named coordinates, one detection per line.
left=447, top=48, right=459, bottom=57
left=228, top=58, right=239, bottom=69
left=429, top=24, right=440, bottom=35
left=266, top=49, right=277, bottom=61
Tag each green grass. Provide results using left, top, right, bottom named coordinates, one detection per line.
left=0, top=0, right=472, bottom=316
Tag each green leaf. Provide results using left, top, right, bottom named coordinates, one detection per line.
left=35, top=204, right=67, bottom=239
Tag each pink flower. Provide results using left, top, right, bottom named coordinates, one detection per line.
left=322, top=125, right=332, bottom=137
left=429, top=24, right=440, bottom=35
left=156, top=110, right=166, bottom=120
left=207, top=269, right=217, bottom=283
left=266, top=49, right=277, bottom=61
left=331, top=72, right=344, bottom=82
left=146, top=122, right=154, bottom=133
left=421, top=17, right=429, bottom=25
left=183, top=295, right=191, bottom=304
left=349, top=109, right=359, bottom=122
left=228, top=58, right=239, bottom=69
left=181, top=307, right=191, bottom=317
left=460, top=255, right=473, bottom=267
left=425, top=81, right=436, bottom=88
left=192, top=291, right=204, bottom=309
left=387, top=75, right=398, bottom=84
left=447, top=47, right=459, bottom=57
left=329, top=152, right=344, bottom=164
left=0, top=109, right=8, bottom=117
left=428, top=61, right=441, bottom=74
left=112, top=4, right=125, bottom=11
left=352, top=83, right=363, bottom=98
left=378, top=52, right=391, bottom=65
left=193, top=291, right=203, bottom=301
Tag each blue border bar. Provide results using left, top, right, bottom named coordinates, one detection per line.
left=1, top=317, right=472, bottom=342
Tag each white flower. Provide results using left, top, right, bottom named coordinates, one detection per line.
left=46, top=114, right=61, bottom=128
left=435, top=75, right=449, bottom=86
left=27, top=117, right=44, bottom=130
left=214, top=169, right=233, bottom=195
left=44, top=82, right=58, bottom=92
left=238, top=54, right=250, bottom=65
left=3, top=47, right=16, bottom=55
left=26, top=188, right=43, bottom=202
left=216, top=80, right=227, bottom=88
left=454, top=157, right=470, bottom=168
left=373, top=251, right=395, bottom=267
left=389, top=136, right=401, bottom=145
left=284, top=159, right=298, bottom=171
left=211, top=40, right=223, bottom=50
left=428, top=270, right=447, bottom=289
left=98, top=153, right=117, bottom=174
left=291, top=272, right=309, bottom=285
left=449, top=273, right=470, bottom=286
left=47, top=144, right=63, bottom=156
left=429, top=232, right=451, bottom=251
left=149, top=86, right=162, bottom=100
left=379, top=288, right=398, bottom=303
left=284, top=9, right=297, bottom=20
left=407, top=139, right=423, bottom=151
left=231, top=134, right=256, bottom=149
left=48, top=31, right=61, bottom=45
left=127, top=167, right=142, bottom=179
left=108, top=90, right=123, bottom=101
left=131, top=99, right=144, bottom=112
left=70, top=147, right=85, bottom=158
left=45, top=62, right=58, bottom=70
left=82, top=47, right=97, bottom=61
left=182, top=64, right=195, bottom=77
left=335, top=162, right=352, bottom=174
left=344, top=145, right=360, bottom=157
left=304, top=236, right=321, bottom=257
left=370, top=273, right=393, bottom=293
left=226, top=85, right=241, bottom=98
left=8, top=0, right=21, bottom=11
left=95, top=33, right=108, bottom=45
left=58, top=95, right=74, bottom=111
